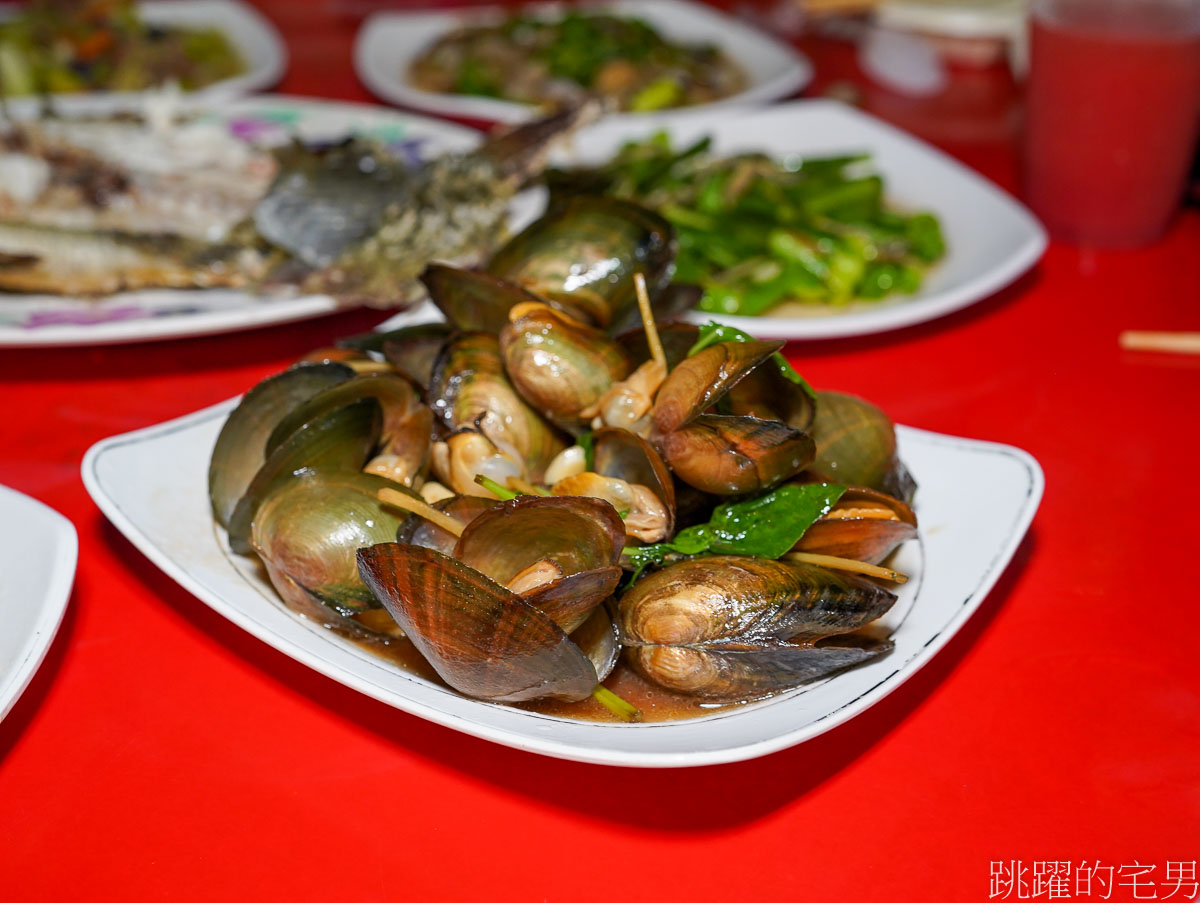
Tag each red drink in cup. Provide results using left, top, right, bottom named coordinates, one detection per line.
left=1024, top=0, right=1200, bottom=246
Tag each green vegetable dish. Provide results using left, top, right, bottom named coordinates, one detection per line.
left=549, top=132, right=947, bottom=316
left=408, top=11, right=747, bottom=113
left=0, top=0, right=245, bottom=96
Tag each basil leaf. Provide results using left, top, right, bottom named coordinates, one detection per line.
left=704, top=483, right=845, bottom=559
left=622, top=482, right=845, bottom=582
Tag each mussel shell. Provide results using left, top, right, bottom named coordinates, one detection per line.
left=627, top=635, right=895, bottom=700
left=608, top=283, right=702, bottom=335
left=379, top=323, right=454, bottom=391
left=650, top=339, right=784, bottom=436
left=616, top=321, right=700, bottom=371
left=357, top=543, right=598, bottom=703
left=227, top=398, right=383, bottom=554
left=454, top=495, right=625, bottom=583
left=209, top=362, right=355, bottom=528
left=619, top=556, right=897, bottom=698
left=264, top=373, right=433, bottom=486
left=809, top=391, right=915, bottom=503
left=619, top=556, right=896, bottom=647
left=454, top=495, right=625, bottom=632
left=658, top=414, right=814, bottom=495
left=398, top=494, right=497, bottom=556
left=570, top=604, right=621, bottom=683
left=487, top=196, right=675, bottom=331
left=724, top=363, right=816, bottom=433
left=420, top=263, right=551, bottom=334
left=500, top=304, right=633, bottom=426
left=429, top=331, right=566, bottom=479
left=251, top=470, right=407, bottom=617
left=592, top=427, right=676, bottom=536
left=793, top=486, right=918, bottom=565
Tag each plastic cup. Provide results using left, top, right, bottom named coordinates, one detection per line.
left=1023, top=0, right=1200, bottom=247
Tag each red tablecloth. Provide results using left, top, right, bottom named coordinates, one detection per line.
left=2, top=3, right=1198, bottom=900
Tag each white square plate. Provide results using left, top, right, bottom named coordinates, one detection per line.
left=378, top=100, right=1047, bottom=341
left=0, top=485, right=77, bottom=721
left=82, top=402, right=1042, bottom=767
left=0, top=0, right=286, bottom=116
left=354, top=0, right=812, bottom=123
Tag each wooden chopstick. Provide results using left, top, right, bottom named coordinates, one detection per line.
left=1119, top=331, right=1200, bottom=355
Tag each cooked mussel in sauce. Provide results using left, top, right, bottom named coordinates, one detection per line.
left=208, top=198, right=917, bottom=723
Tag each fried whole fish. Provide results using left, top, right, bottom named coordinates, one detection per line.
left=0, top=100, right=601, bottom=304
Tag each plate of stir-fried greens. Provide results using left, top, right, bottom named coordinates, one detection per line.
left=533, top=100, right=1047, bottom=340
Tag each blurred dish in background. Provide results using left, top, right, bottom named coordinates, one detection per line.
left=355, top=0, right=812, bottom=123
left=407, top=8, right=748, bottom=113
left=0, top=96, right=482, bottom=347
left=0, top=0, right=285, bottom=114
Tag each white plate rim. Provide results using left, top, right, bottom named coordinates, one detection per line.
left=0, top=485, right=78, bottom=722
left=353, top=0, right=813, bottom=124
left=82, top=401, right=1043, bottom=767
left=0, top=95, right=484, bottom=348
left=0, top=0, right=287, bottom=112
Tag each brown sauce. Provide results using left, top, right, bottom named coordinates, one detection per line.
left=352, top=632, right=735, bottom=723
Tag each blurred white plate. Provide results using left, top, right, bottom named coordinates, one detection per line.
left=354, top=0, right=812, bottom=123
left=0, top=96, right=481, bottom=347
left=0, top=0, right=286, bottom=115
left=378, top=100, right=1047, bottom=340
left=0, top=485, right=77, bottom=721
left=83, top=401, right=1042, bottom=767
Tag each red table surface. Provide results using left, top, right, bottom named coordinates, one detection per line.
left=2, top=2, right=1198, bottom=900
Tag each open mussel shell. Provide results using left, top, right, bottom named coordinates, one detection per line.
left=617, top=322, right=700, bottom=371
left=429, top=331, right=566, bottom=480
left=793, top=486, right=918, bottom=565
left=226, top=398, right=383, bottom=554
left=357, top=543, right=599, bottom=703
left=454, top=496, right=625, bottom=634
left=658, top=415, right=815, bottom=496
left=398, top=494, right=497, bottom=556
left=251, top=470, right=407, bottom=638
left=590, top=427, right=676, bottom=538
left=376, top=323, right=453, bottom=391
left=500, top=303, right=633, bottom=427
left=264, top=372, right=433, bottom=487
left=487, top=196, right=676, bottom=331
left=651, top=339, right=784, bottom=435
left=420, top=263, right=550, bottom=335
left=809, top=391, right=916, bottom=503
left=649, top=339, right=815, bottom=494
left=724, top=362, right=816, bottom=433
left=571, top=605, right=620, bottom=682
left=618, top=556, right=897, bottom=699
left=209, top=362, right=355, bottom=528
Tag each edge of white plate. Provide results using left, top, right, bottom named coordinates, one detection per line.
left=0, top=486, right=78, bottom=722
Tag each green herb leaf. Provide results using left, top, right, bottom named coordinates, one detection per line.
left=623, top=482, right=845, bottom=582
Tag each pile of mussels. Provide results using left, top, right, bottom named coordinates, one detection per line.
left=208, top=196, right=918, bottom=720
